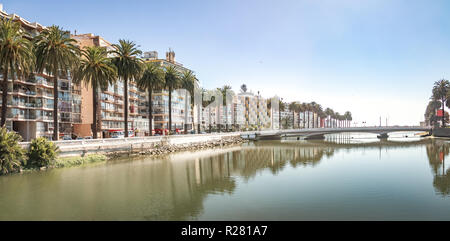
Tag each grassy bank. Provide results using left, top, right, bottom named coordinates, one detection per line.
left=55, top=154, right=108, bottom=168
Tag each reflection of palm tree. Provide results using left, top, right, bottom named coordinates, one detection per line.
left=425, top=140, right=450, bottom=196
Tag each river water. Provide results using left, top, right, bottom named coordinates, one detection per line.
left=1, top=132, right=450, bottom=220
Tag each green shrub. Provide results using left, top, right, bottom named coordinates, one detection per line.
left=0, top=127, right=25, bottom=175
left=26, top=137, right=59, bottom=169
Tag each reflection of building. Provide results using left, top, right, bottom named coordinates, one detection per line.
left=0, top=5, right=81, bottom=140
left=142, top=50, right=192, bottom=130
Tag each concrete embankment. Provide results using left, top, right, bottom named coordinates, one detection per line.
left=432, top=128, right=450, bottom=138
left=19, top=133, right=245, bottom=157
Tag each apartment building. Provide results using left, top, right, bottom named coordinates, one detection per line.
left=236, top=91, right=271, bottom=130
left=72, top=33, right=150, bottom=138
left=142, top=50, right=192, bottom=131
left=0, top=5, right=81, bottom=141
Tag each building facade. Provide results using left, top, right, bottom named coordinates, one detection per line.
left=72, top=33, right=149, bottom=138
left=236, top=91, right=271, bottom=130
left=142, top=50, right=192, bottom=131
left=1, top=6, right=81, bottom=141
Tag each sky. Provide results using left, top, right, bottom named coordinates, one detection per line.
left=2, top=0, right=450, bottom=126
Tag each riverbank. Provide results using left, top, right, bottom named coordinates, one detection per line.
left=107, top=135, right=247, bottom=158
left=18, top=135, right=247, bottom=172
left=19, top=132, right=244, bottom=157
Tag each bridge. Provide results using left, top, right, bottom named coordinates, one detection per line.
left=240, top=126, right=432, bottom=140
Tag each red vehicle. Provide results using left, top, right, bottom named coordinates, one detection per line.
left=154, top=128, right=169, bottom=135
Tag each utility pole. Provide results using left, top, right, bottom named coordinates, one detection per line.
left=379, top=116, right=381, bottom=127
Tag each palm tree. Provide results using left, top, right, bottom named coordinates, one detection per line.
left=180, top=70, right=198, bottom=134
left=34, top=25, right=80, bottom=140
left=425, top=99, right=441, bottom=126
left=301, top=103, right=307, bottom=128
left=325, top=108, right=333, bottom=128
left=297, top=103, right=305, bottom=128
left=306, top=103, right=313, bottom=128
left=72, top=46, right=117, bottom=139
left=136, top=63, right=164, bottom=136
left=218, top=85, right=233, bottom=132
left=164, top=65, right=181, bottom=134
left=344, top=111, right=352, bottom=127
left=240, top=84, right=247, bottom=93
left=432, top=79, right=450, bottom=127
left=111, top=39, right=143, bottom=137
left=334, top=112, right=340, bottom=128
left=0, top=19, right=34, bottom=127
left=314, top=103, right=323, bottom=128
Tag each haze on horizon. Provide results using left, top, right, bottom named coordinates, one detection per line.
left=3, top=0, right=450, bottom=126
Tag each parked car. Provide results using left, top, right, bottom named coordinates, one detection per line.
left=84, top=136, right=93, bottom=139
left=154, top=128, right=169, bottom=135
left=62, top=136, right=72, bottom=140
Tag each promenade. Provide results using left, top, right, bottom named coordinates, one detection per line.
left=19, top=133, right=242, bottom=157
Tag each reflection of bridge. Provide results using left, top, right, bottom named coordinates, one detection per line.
left=241, top=126, right=431, bottom=140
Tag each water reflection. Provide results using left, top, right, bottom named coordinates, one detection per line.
left=1, top=136, right=450, bottom=220
left=425, top=140, right=450, bottom=196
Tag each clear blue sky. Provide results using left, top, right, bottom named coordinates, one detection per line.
left=3, top=0, right=450, bottom=126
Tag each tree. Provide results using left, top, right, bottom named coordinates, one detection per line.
left=0, top=19, right=34, bottom=126
left=180, top=70, right=198, bottom=134
left=305, top=103, right=313, bottom=128
left=432, top=79, right=450, bottom=127
left=34, top=25, right=80, bottom=140
left=0, top=127, right=24, bottom=175
left=344, top=111, right=352, bottom=128
left=26, top=137, right=59, bottom=169
left=335, top=112, right=340, bottom=128
left=218, top=85, right=233, bottom=131
left=313, top=103, right=323, bottom=128
left=325, top=108, right=334, bottom=128
left=136, top=63, right=164, bottom=136
left=111, top=39, right=143, bottom=137
left=301, top=103, right=308, bottom=128
left=164, top=65, right=181, bottom=134
left=425, top=99, right=441, bottom=126
left=72, top=46, right=117, bottom=139
left=240, top=84, right=247, bottom=93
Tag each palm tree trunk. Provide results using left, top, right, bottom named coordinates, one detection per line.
left=307, top=112, right=310, bottom=128
left=184, top=91, right=188, bottom=134
left=197, top=104, right=201, bottom=134
left=124, top=78, right=129, bottom=137
left=218, top=106, right=221, bottom=133
left=1, top=69, right=9, bottom=127
left=53, top=76, right=59, bottom=141
left=225, top=105, right=228, bottom=132
left=149, top=88, right=153, bottom=136
left=168, top=87, right=172, bottom=134
left=304, top=112, right=307, bottom=128
left=442, top=98, right=445, bottom=127
left=92, top=86, right=98, bottom=139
